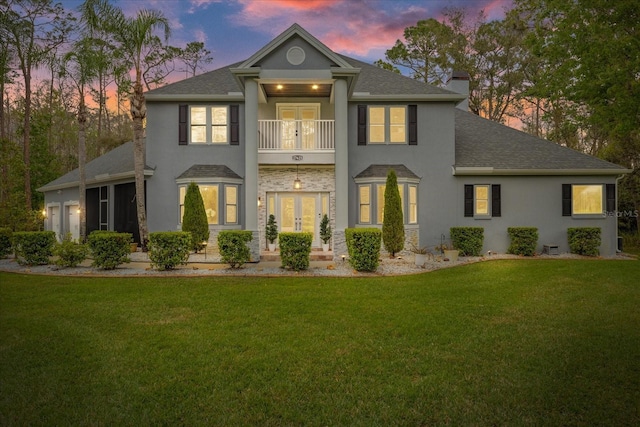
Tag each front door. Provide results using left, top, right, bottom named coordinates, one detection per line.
left=270, top=192, right=328, bottom=247
left=277, top=104, right=319, bottom=150
left=49, top=205, right=60, bottom=241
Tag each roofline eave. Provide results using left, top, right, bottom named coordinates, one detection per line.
left=37, top=170, right=154, bottom=193
left=452, top=167, right=632, bottom=176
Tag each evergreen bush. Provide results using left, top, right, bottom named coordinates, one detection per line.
left=218, top=230, right=253, bottom=268
left=87, top=231, right=131, bottom=270
left=319, top=214, right=332, bottom=244
left=346, top=228, right=382, bottom=272
left=450, top=227, right=484, bottom=256
left=12, top=231, right=56, bottom=265
left=148, top=231, right=191, bottom=270
left=182, top=182, right=210, bottom=252
left=53, top=233, right=88, bottom=268
left=279, top=232, right=313, bottom=271
left=568, top=227, right=601, bottom=256
left=266, top=214, right=278, bottom=244
left=507, top=227, right=539, bottom=256
left=382, top=169, right=404, bottom=256
left=0, top=227, right=12, bottom=257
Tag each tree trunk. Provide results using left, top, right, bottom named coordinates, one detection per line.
left=130, top=80, right=148, bottom=248
left=78, top=100, right=87, bottom=242
left=23, top=70, right=32, bottom=212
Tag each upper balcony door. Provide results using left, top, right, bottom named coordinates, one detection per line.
left=277, top=104, right=320, bottom=150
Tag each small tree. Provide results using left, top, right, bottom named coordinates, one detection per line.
left=265, top=214, right=278, bottom=245
left=319, top=213, right=332, bottom=244
left=382, top=169, right=405, bottom=257
left=181, top=182, right=209, bottom=252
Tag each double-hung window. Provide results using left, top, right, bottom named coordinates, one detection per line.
left=179, top=183, right=241, bottom=225
left=464, top=184, right=501, bottom=218
left=358, top=105, right=417, bottom=145
left=190, top=106, right=228, bottom=144
left=357, top=181, right=419, bottom=225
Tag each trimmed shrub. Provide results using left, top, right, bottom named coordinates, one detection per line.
left=218, top=230, right=253, bottom=268
left=266, top=214, right=278, bottom=245
left=450, top=227, right=484, bottom=256
left=346, top=228, right=382, bottom=272
left=182, top=182, right=210, bottom=252
left=12, top=231, right=56, bottom=265
left=568, top=227, right=601, bottom=256
left=53, top=233, right=88, bottom=268
left=507, top=227, right=539, bottom=256
left=319, top=214, right=332, bottom=244
left=87, top=231, right=131, bottom=270
left=279, top=232, right=313, bottom=271
left=0, top=227, right=12, bottom=258
left=382, top=169, right=405, bottom=256
left=148, top=231, right=191, bottom=270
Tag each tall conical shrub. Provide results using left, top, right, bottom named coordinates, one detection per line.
left=382, top=169, right=404, bottom=257
left=182, top=182, right=210, bottom=252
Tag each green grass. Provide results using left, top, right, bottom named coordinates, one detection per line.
left=1, top=259, right=639, bottom=426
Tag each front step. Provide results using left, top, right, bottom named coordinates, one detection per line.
left=260, top=248, right=333, bottom=262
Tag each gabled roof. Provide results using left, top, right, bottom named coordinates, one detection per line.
left=176, top=165, right=242, bottom=180
left=37, top=141, right=153, bottom=192
left=454, top=110, right=630, bottom=175
left=355, top=164, right=420, bottom=180
left=238, top=23, right=353, bottom=70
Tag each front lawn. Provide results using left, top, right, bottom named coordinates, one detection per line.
left=1, top=260, right=639, bottom=426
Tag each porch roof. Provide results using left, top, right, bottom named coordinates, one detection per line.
left=355, top=164, right=420, bottom=180
left=176, top=165, right=242, bottom=180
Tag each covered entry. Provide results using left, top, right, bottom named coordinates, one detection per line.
left=267, top=192, right=329, bottom=247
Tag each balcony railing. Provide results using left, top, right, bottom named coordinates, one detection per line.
left=259, top=120, right=334, bottom=151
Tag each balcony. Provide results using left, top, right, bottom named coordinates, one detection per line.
left=258, top=120, right=335, bottom=164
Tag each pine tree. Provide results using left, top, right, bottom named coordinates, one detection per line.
left=182, top=182, right=209, bottom=252
left=382, top=169, right=405, bottom=257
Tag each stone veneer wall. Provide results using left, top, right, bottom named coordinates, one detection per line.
left=258, top=166, right=336, bottom=251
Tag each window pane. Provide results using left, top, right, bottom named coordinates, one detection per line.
left=226, top=186, right=237, bottom=204
left=475, top=185, right=489, bottom=215
left=360, top=205, right=370, bottom=223
left=211, top=107, right=227, bottom=125
left=191, top=126, right=206, bottom=143
left=390, top=107, right=405, bottom=124
left=200, top=185, right=218, bottom=224
left=390, top=125, right=406, bottom=143
left=190, top=107, right=206, bottom=124
left=359, top=186, right=370, bottom=223
left=370, top=126, right=385, bottom=143
left=226, top=205, right=237, bottom=224
left=225, top=186, right=237, bottom=224
left=179, top=187, right=186, bottom=222
left=360, top=185, right=370, bottom=204
left=370, top=107, right=385, bottom=124
left=377, top=184, right=385, bottom=224
left=409, top=186, right=417, bottom=224
left=211, top=126, right=227, bottom=143
left=573, top=185, right=602, bottom=214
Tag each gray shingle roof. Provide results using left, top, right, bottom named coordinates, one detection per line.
left=176, top=165, right=242, bottom=180
left=454, top=110, right=628, bottom=172
left=37, top=141, right=152, bottom=192
left=146, top=61, right=243, bottom=96
left=355, top=164, right=420, bottom=179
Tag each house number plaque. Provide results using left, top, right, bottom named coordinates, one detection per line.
left=292, top=155, right=304, bottom=161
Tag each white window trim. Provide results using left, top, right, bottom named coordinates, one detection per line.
left=474, top=184, right=491, bottom=219
left=189, top=105, right=229, bottom=145
left=355, top=177, right=420, bottom=225
left=177, top=179, right=242, bottom=226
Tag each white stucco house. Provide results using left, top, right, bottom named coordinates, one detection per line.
left=39, top=24, right=630, bottom=259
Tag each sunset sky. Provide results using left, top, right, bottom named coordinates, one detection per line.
left=60, top=0, right=515, bottom=73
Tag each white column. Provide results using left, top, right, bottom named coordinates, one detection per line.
left=333, top=78, right=349, bottom=258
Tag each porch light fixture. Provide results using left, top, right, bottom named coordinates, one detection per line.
left=293, top=165, right=302, bottom=190
left=277, top=84, right=283, bottom=90
left=42, top=209, right=47, bottom=217
left=258, top=197, right=262, bottom=207
left=311, top=84, right=319, bottom=90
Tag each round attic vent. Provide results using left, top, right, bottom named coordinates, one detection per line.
left=286, top=46, right=305, bottom=65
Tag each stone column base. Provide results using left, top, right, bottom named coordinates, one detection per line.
left=332, top=229, right=347, bottom=262
left=248, top=230, right=260, bottom=262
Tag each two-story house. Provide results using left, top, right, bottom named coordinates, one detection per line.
left=39, top=24, right=629, bottom=259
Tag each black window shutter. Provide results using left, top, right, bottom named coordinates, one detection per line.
left=408, top=105, right=417, bottom=145
left=562, top=184, right=572, bottom=216
left=357, top=105, right=367, bottom=145
left=230, top=105, right=239, bottom=145
left=491, top=184, right=501, bottom=217
left=464, top=185, right=474, bottom=217
left=606, top=184, right=615, bottom=213
left=178, top=104, right=188, bottom=145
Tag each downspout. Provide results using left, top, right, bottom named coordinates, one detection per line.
left=616, top=174, right=624, bottom=252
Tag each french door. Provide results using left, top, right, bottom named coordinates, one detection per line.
left=269, top=192, right=328, bottom=247
left=277, top=104, right=319, bottom=150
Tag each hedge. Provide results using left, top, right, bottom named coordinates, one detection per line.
left=218, top=230, right=253, bottom=268
left=450, top=227, right=484, bottom=256
left=87, top=231, right=131, bottom=270
left=507, top=227, right=539, bottom=256
left=0, top=227, right=12, bottom=258
left=346, top=228, right=382, bottom=272
left=12, top=231, right=56, bottom=265
left=279, top=232, right=313, bottom=271
left=148, top=231, right=191, bottom=270
left=53, top=233, right=88, bottom=268
left=568, top=227, right=601, bottom=256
